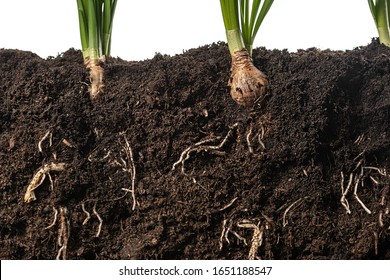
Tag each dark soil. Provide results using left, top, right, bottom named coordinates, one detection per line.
left=1, top=40, right=389, bottom=260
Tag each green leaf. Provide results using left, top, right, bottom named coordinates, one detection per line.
left=77, top=0, right=88, bottom=52
left=367, top=0, right=376, bottom=22
left=77, top=0, right=117, bottom=59
left=239, top=0, right=274, bottom=55
left=251, top=0, right=274, bottom=46
left=368, top=0, right=390, bottom=46
left=220, top=0, right=274, bottom=55
left=240, top=0, right=250, bottom=48
left=220, top=0, right=240, bottom=31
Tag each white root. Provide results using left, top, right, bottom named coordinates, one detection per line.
left=121, top=135, right=137, bottom=211
left=353, top=177, right=372, bottom=214
left=374, top=231, right=379, bottom=256
left=370, top=176, right=380, bottom=185
left=220, top=217, right=270, bottom=258
left=258, top=124, right=266, bottom=150
left=246, top=123, right=266, bottom=154
left=282, top=198, right=304, bottom=227
left=219, top=219, right=228, bottom=251
left=93, top=203, right=103, bottom=238
left=172, top=137, right=219, bottom=174
left=237, top=220, right=264, bottom=260
left=43, top=206, right=70, bottom=260
left=354, top=134, right=364, bottom=145
left=381, top=186, right=389, bottom=206
left=81, top=202, right=104, bottom=237
left=379, top=211, right=384, bottom=228
left=56, top=207, right=70, bottom=260
left=172, top=123, right=238, bottom=173
left=340, top=172, right=353, bottom=214
left=224, top=220, right=232, bottom=245
left=81, top=203, right=91, bottom=225
left=218, top=197, right=238, bottom=212
left=246, top=125, right=254, bottom=154
left=340, top=162, right=388, bottom=215
left=219, top=219, right=234, bottom=251
left=230, top=230, right=248, bottom=246
left=45, top=207, right=59, bottom=230
left=62, top=139, right=74, bottom=148
left=38, top=130, right=52, bottom=153
left=89, top=133, right=138, bottom=211
left=24, top=163, right=66, bottom=203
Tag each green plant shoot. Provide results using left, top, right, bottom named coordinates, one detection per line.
left=368, top=0, right=390, bottom=46
left=220, top=0, right=274, bottom=107
left=240, top=0, right=274, bottom=55
left=77, top=0, right=117, bottom=98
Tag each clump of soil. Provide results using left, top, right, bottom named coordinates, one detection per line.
left=0, top=40, right=389, bottom=260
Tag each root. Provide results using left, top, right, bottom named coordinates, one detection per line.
left=230, top=230, right=248, bottom=246
left=219, top=219, right=229, bottom=250
left=246, top=124, right=254, bottom=154
left=353, top=176, right=372, bottom=214
left=45, top=207, right=58, bottom=230
left=282, top=198, right=306, bottom=227
left=237, top=220, right=264, bottom=260
left=379, top=211, right=384, bottom=228
left=81, top=202, right=103, bottom=237
left=88, top=132, right=138, bottom=210
left=56, top=207, right=70, bottom=260
left=62, top=139, right=74, bottom=148
left=364, top=167, right=387, bottom=177
left=354, top=134, right=365, bottom=145
left=229, top=49, right=269, bottom=107
left=219, top=217, right=273, bottom=259
left=44, top=206, right=70, bottom=259
left=380, top=185, right=389, bottom=207
left=340, top=170, right=372, bottom=214
left=92, top=203, right=103, bottom=238
left=172, top=123, right=238, bottom=174
left=258, top=124, right=266, bottom=150
left=219, top=219, right=237, bottom=251
left=85, top=58, right=104, bottom=99
left=38, top=130, right=52, bottom=153
left=245, top=122, right=266, bottom=154
left=373, top=231, right=379, bottom=256
left=379, top=179, right=389, bottom=228
left=81, top=203, right=91, bottom=225
left=172, top=137, right=219, bottom=174
left=119, top=133, right=137, bottom=211
left=218, top=197, right=238, bottom=212
left=340, top=172, right=353, bottom=214
left=24, top=162, right=66, bottom=203
left=340, top=158, right=389, bottom=214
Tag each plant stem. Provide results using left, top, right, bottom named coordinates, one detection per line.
left=76, top=0, right=117, bottom=98
left=368, top=0, right=390, bottom=46
left=226, top=29, right=245, bottom=54
left=102, top=0, right=117, bottom=56
left=87, top=0, right=99, bottom=62
left=377, top=0, right=390, bottom=46
left=221, top=0, right=245, bottom=54
left=77, top=0, right=88, bottom=53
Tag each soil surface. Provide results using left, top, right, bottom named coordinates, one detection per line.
left=1, top=40, right=389, bottom=260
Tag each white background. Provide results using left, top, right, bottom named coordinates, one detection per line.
left=1, top=260, right=387, bottom=280
left=0, top=0, right=378, bottom=61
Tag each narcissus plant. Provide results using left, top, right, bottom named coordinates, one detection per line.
left=77, top=0, right=117, bottom=98
left=220, top=0, right=274, bottom=107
